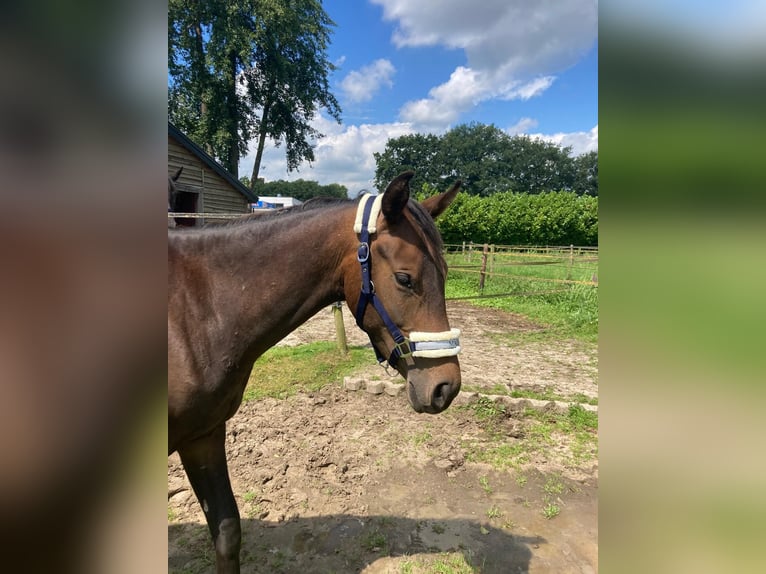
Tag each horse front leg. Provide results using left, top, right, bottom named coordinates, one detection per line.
left=178, top=423, right=241, bottom=574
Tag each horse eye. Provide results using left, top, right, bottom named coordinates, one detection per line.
left=395, top=273, right=413, bottom=289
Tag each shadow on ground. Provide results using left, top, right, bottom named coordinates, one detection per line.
left=169, top=513, right=543, bottom=573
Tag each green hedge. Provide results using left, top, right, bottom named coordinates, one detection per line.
left=432, top=190, right=598, bottom=246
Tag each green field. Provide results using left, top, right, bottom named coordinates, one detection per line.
left=445, top=246, right=598, bottom=343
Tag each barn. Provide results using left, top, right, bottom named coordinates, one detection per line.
left=168, top=123, right=258, bottom=227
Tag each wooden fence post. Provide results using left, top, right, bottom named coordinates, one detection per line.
left=332, top=302, right=348, bottom=354
left=489, top=244, right=496, bottom=273
left=479, top=243, right=489, bottom=293
left=567, top=244, right=574, bottom=280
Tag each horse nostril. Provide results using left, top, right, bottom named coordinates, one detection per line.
left=432, top=382, right=453, bottom=410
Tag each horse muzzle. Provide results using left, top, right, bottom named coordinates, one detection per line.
left=406, top=355, right=461, bottom=414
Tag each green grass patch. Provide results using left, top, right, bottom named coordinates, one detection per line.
left=361, top=528, right=388, bottom=553
left=399, top=551, right=477, bottom=573
left=445, top=252, right=598, bottom=343
left=459, top=396, right=507, bottom=423
left=460, top=399, right=598, bottom=471
left=464, top=441, right=530, bottom=471
left=243, top=342, right=370, bottom=401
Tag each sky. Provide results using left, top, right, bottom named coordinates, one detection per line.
left=238, top=0, right=598, bottom=194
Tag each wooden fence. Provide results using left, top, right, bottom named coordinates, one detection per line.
left=445, top=243, right=598, bottom=299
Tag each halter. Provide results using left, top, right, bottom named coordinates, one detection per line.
left=353, top=193, right=461, bottom=367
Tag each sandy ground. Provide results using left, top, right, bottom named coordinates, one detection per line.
left=169, top=301, right=598, bottom=573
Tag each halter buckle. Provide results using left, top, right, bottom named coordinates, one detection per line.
left=393, top=339, right=413, bottom=359
left=357, top=242, right=370, bottom=263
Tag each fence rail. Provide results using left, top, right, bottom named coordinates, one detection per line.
left=168, top=212, right=247, bottom=219
left=445, top=242, right=598, bottom=300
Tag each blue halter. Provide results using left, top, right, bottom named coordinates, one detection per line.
left=353, top=195, right=412, bottom=366
left=352, top=194, right=462, bottom=366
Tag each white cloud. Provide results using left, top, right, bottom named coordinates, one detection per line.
left=340, top=59, right=396, bottom=103
left=399, top=67, right=556, bottom=131
left=507, top=117, right=539, bottom=135
left=240, top=113, right=414, bottom=194
left=372, top=0, right=596, bottom=76
left=527, top=124, right=598, bottom=156
left=372, top=0, right=594, bottom=132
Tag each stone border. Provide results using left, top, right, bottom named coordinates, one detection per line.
left=343, top=377, right=597, bottom=413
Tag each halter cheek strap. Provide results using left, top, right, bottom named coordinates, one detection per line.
left=352, top=193, right=461, bottom=367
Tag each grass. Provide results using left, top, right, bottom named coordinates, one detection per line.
left=399, top=552, right=478, bottom=573
left=445, top=251, right=598, bottom=343
left=460, top=397, right=598, bottom=471
left=361, top=528, right=388, bottom=553
left=243, top=341, right=370, bottom=401
left=412, top=429, right=433, bottom=446
left=460, top=396, right=507, bottom=423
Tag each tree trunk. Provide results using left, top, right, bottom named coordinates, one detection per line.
left=250, top=98, right=273, bottom=192
left=193, top=21, right=213, bottom=156
left=225, top=50, right=239, bottom=178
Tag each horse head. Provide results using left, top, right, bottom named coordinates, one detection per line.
left=345, top=171, right=461, bottom=414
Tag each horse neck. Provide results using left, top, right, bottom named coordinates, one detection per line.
left=190, top=204, right=357, bottom=359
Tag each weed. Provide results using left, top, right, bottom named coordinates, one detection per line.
left=542, top=503, right=561, bottom=519
left=543, top=476, right=565, bottom=496
left=479, top=475, right=492, bottom=495
left=465, top=396, right=507, bottom=421
left=361, top=529, right=387, bottom=553
left=412, top=429, right=433, bottom=446
left=515, top=474, right=528, bottom=487
left=431, top=523, right=446, bottom=535
left=502, top=519, right=517, bottom=530
left=486, top=505, right=502, bottom=520
left=243, top=491, right=258, bottom=503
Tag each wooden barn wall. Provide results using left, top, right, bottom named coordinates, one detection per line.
left=168, top=136, right=249, bottom=218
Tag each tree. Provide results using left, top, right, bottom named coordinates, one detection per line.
left=373, top=122, right=594, bottom=196
left=169, top=0, right=341, bottom=183
left=572, top=150, right=598, bottom=196
left=372, top=133, right=440, bottom=193
left=253, top=179, right=348, bottom=201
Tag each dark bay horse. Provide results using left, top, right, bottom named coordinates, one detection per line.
left=168, top=171, right=462, bottom=573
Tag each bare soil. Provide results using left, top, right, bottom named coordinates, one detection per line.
left=168, top=301, right=598, bottom=573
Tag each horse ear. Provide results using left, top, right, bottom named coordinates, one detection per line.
left=172, top=166, right=183, bottom=182
left=421, top=180, right=461, bottom=220
left=381, top=171, right=414, bottom=221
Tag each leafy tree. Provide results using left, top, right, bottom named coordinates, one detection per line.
left=254, top=178, right=348, bottom=201
left=372, top=133, right=441, bottom=193
left=374, top=122, right=596, bottom=196
left=572, top=150, right=598, bottom=196
left=169, top=0, right=341, bottom=184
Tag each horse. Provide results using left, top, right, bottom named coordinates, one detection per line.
left=168, top=171, right=462, bottom=573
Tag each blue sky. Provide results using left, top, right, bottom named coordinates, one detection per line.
left=240, top=0, right=598, bottom=193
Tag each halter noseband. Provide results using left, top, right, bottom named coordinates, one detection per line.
left=352, top=193, right=461, bottom=367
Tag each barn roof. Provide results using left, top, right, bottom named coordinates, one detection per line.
left=168, top=122, right=258, bottom=203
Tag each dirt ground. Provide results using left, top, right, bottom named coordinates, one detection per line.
left=168, top=301, right=598, bottom=573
